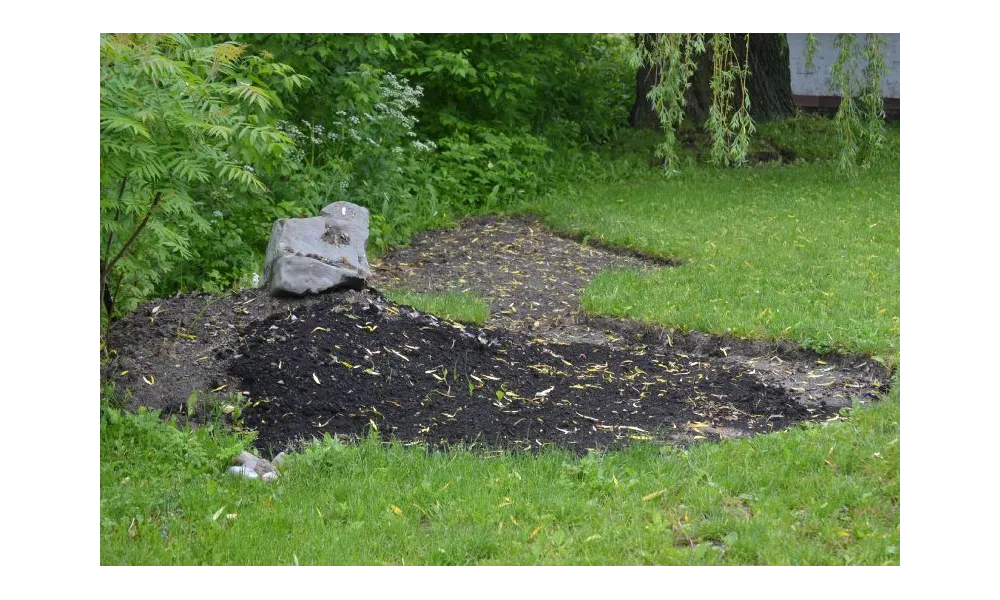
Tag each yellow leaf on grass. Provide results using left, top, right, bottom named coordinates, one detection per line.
left=643, top=489, right=666, bottom=501
left=391, top=505, right=404, bottom=517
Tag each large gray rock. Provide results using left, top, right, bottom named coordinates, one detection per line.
left=263, top=202, right=371, bottom=296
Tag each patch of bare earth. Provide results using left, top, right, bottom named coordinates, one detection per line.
left=104, top=216, right=889, bottom=454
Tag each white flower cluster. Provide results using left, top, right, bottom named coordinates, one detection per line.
left=277, top=119, right=339, bottom=147
left=411, top=140, right=437, bottom=152
left=277, top=71, right=438, bottom=171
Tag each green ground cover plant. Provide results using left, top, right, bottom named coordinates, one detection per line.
left=382, top=290, right=491, bottom=325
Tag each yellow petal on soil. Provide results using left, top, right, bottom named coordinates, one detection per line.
left=211, top=384, right=227, bottom=392
left=312, top=373, right=321, bottom=385
left=143, top=375, right=155, bottom=385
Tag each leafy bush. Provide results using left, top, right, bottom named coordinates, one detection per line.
left=269, top=69, right=450, bottom=251
left=430, top=124, right=553, bottom=213
left=100, top=34, right=641, bottom=323
left=100, top=33, right=306, bottom=320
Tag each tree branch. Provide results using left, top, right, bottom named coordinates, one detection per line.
left=103, top=191, right=163, bottom=279
left=103, top=177, right=128, bottom=269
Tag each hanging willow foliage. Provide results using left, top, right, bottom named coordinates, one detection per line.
left=707, top=33, right=755, bottom=167
left=638, top=33, right=889, bottom=174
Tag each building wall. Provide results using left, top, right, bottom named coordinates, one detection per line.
left=786, top=33, right=900, bottom=99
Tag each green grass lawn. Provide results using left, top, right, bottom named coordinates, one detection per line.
left=101, top=124, right=900, bottom=565
left=102, top=386, right=898, bottom=565
left=533, top=159, right=899, bottom=358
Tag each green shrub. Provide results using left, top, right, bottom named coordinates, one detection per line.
left=100, top=33, right=306, bottom=319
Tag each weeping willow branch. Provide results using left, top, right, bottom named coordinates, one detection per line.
left=640, top=32, right=888, bottom=175
left=859, top=33, right=888, bottom=162
left=641, top=33, right=756, bottom=172
left=706, top=34, right=755, bottom=167
left=828, top=33, right=888, bottom=172
left=638, top=33, right=704, bottom=173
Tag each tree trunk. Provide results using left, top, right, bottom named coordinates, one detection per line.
left=734, top=33, right=794, bottom=121
left=629, top=35, right=661, bottom=129
left=630, top=33, right=794, bottom=129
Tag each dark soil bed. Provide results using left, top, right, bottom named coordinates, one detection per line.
left=104, top=216, right=890, bottom=455
left=230, top=296, right=828, bottom=454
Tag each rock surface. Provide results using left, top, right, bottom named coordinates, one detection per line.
left=263, top=201, right=371, bottom=296
left=227, top=450, right=285, bottom=482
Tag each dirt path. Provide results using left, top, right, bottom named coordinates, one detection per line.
left=105, top=216, right=889, bottom=454
left=370, top=215, right=661, bottom=338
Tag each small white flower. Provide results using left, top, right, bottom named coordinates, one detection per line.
left=213, top=210, right=223, bottom=218
left=252, top=273, right=260, bottom=287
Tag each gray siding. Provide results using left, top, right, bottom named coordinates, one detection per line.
left=786, top=33, right=900, bottom=98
